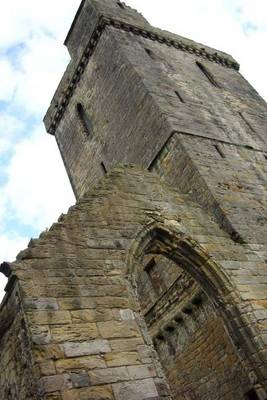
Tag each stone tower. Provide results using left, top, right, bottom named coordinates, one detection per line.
left=0, top=1, right=266, bottom=399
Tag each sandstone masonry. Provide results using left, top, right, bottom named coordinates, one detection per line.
left=0, top=1, right=266, bottom=399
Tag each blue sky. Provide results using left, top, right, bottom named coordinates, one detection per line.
left=0, top=0, right=266, bottom=300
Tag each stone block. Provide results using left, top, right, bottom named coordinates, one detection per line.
left=62, top=340, right=111, bottom=357
left=110, top=338, right=144, bottom=352
left=69, top=371, right=90, bottom=388
left=31, top=325, right=52, bottom=345
left=39, top=374, right=72, bottom=393
left=34, top=344, right=65, bottom=362
left=88, top=366, right=129, bottom=385
left=56, top=356, right=106, bottom=373
left=62, top=385, right=113, bottom=400
left=70, top=310, right=96, bottom=323
left=120, top=309, right=135, bottom=321
left=104, top=351, right=140, bottom=367
left=39, top=361, right=56, bottom=376
left=98, top=321, right=140, bottom=339
left=112, top=378, right=159, bottom=400
left=28, top=311, right=72, bottom=325
left=24, top=298, right=59, bottom=311
left=51, top=323, right=98, bottom=343
left=95, top=297, right=130, bottom=309
left=127, top=365, right=156, bottom=380
left=58, top=297, right=96, bottom=310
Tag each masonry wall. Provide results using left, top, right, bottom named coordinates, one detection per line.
left=45, top=15, right=267, bottom=250
left=158, top=313, right=251, bottom=400
left=0, top=283, right=36, bottom=399
left=1, top=167, right=266, bottom=399
left=12, top=0, right=267, bottom=398
left=135, top=256, right=252, bottom=399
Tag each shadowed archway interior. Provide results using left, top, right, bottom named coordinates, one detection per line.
left=127, top=222, right=263, bottom=399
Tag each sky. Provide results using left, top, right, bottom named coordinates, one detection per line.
left=0, top=0, right=266, bottom=301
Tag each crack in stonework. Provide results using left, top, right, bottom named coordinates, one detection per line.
left=47, top=16, right=240, bottom=135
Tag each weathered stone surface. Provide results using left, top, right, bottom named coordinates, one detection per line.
left=1, top=0, right=266, bottom=399
left=24, top=298, right=59, bottom=311
left=56, top=356, right=106, bottom=373
left=97, top=321, right=141, bottom=339
left=62, top=385, right=113, bottom=400
left=28, top=310, right=72, bottom=325
left=51, top=323, right=98, bottom=343
left=34, top=344, right=65, bottom=362
left=70, top=309, right=96, bottom=323
left=110, top=338, right=144, bottom=352
left=39, top=374, right=72, bottom=393
left=127, top=365, right=156, bottom=380
left=88, top=366, right=129, bottom=385
left=62, top=340, right=111, bottom=357
left=39, top=361, right=57, bottom=376
left=112, top=378, right=159, bottom=400
left=104, top=351, right=140, bottom=367
left=69, top=371, right=90, bottom=388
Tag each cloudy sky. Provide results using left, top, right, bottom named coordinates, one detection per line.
left=0, top=0, right=266, bottom=300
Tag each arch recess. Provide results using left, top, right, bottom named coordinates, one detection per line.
left=126, top=220, right=267, bottom=398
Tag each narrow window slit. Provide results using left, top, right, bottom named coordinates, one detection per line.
left=238, top=112, right=256, bottom=133
left=100, top=162, right=107, bottom=175
left=174, top=90, right=185, bottom=103
left=214, top=144, right=225, bottom=158
left=196, top=61, right=220, bottom=88
left=145, top=48, right=154, bottom=59
left=76, top=103, right=92, bottom=138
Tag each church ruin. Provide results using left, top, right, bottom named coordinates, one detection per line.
left=0, top=0, right=266, bottom=398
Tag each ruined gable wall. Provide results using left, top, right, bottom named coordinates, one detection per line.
left=0, top=167, right=266, bottom=399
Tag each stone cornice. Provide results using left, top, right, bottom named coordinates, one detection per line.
left=46, top=16, right=240, bottom=135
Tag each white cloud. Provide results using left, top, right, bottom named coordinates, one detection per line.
left=0, top=59, right=19, bottom=102
left=0, top=0, right=80, bottom=50
left=0, top=233, right=29, bottom=262
left=14, top=33, right=70, bottom=116
left=0, top=127, right=75, bottom=302
left=0, top=1, right=79, bottom=303
left=235, top=0, right=267, bottom=29
left=0, top=124, right=76, bottom=301
left=0, top=113, right=25, bottom=155
left=1, top=127, right=75, bottom=231
left=0, top=1, right=80, bottom=118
